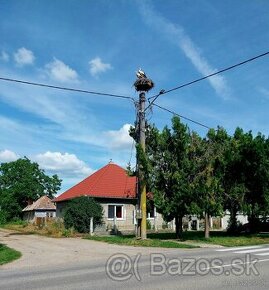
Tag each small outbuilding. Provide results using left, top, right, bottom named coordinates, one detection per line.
left=22, top=195, right=56, bottom=223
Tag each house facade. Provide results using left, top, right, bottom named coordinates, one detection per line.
left=54, top=162, right=245, bottom=233
left=54, top=162, right=164, bottom=233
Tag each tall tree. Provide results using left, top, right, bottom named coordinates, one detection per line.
left=192, top=128, right=227, bottom=238
left=222, top=128, right=246, bottom=233
left=135, top=116, right=193, bottom=239
left=0, top=157, right=61, bottom=221
left=240, top=131, right=269, bottom=231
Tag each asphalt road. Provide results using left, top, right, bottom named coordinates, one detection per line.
left=1, top=229, right=269, bottom=290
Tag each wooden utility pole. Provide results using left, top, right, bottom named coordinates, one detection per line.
left=134, top=69, right=154, bottom=240
left=139, top=91, right=147, bottom=240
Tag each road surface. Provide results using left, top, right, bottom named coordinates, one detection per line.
left=1, top=229, right=269, bottom=289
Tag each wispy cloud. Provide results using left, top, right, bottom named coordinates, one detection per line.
left=0, top=51, right=9, bottom=62
left=89, top=57, right=112, bottom=77
left=0, top=77, right=133, bottom=151
left=14, top=47, right=35, bottom=66
left=0, top=80, right=96, bottom=148
left=138, top=1, right=230, bottom=100
left=45, top=58, right=79, bottom=83
left=0, top=114, right=58, bottom=153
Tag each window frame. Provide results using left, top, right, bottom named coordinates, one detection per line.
left=107, top=204, right=125, bottom=220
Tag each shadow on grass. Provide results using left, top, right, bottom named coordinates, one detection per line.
left=147, top=231, right=219, bottom=241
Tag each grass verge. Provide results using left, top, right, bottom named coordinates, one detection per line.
left=147, top=231, right=269, bottom=247
left=85, top=235, right=198, bottom=248
left=0, top=244, right=21, bottom=265
left=2, top=222, right=269, bottom=247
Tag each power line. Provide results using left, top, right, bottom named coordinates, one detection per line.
left=0, top=76, right=134, bottom=101
left=147, top=50, right=269, bottom=106
left=152, top=103, right=211, bottom=129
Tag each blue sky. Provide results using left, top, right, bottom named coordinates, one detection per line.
left=1, top=0, right=269, bottom=193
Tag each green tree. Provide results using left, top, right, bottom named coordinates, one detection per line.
left=135, top=117, right=194, bottom=239
left=63, top=197, right=103, bottom=233
left=240, top=131, right=269, bottom=231
left=222, top=128, right=246, bottom=233
left=192, top=127, right=227, bottom=238
left=0, top=157, right=61, bottom=221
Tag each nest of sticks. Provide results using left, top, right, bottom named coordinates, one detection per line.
left=134, top=78, right=154, bottom=92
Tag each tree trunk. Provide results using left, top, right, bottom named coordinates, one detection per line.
left=175, top=216, right=183, bottom=239
left=204, top=212, right=210, bottom=239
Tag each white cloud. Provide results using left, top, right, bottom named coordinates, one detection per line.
left=104, top=124, right=133, bottom=150
left=0, top=149, right=19, bottom=162
left=0, top=51, right=9, bottom=62
left=139, top=2, right=230, bottom=100
left=34, top=151, right=93, bottom=178
left=14, top=47, right=35, bottom=66
left=89, top=57, right=112, bottom=77
left=45, top=58, right=78, bottom=83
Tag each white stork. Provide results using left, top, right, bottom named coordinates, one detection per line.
left=136, top=68, right=147, bottom=79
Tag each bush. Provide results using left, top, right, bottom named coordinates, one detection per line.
left=63, top=197, right=103, bottom=233
left=0, top=211, right=7, bottom=225
left=10, top=218, right=27, bottom=226
left=227, top=219, right=243, bottom=234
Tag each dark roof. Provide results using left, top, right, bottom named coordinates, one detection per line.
left=54, top=162, right=137, bottom=202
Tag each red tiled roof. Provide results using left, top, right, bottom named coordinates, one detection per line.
left=54, top=163, right=137, bottom=202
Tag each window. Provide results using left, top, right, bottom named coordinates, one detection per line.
left=108, top=205, right=124, bottom=219
left=46, top=212, right=54, bottom=218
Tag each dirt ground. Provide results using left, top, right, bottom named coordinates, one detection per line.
left=0, top=229, right=178, bottom=270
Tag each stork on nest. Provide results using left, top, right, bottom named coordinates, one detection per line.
left=134, top=68, right=154, bottom=92
left=136, top=68, right=147, bottom=79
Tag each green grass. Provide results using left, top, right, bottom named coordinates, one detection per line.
left=3, top=220, right=268, bottom=248
left=147, top=231, right=269, bottom=247
left=86, top=231, right=269, bottom=248
left=85, top=235, right=198, bottom=248
left=0, top=244, right=21, bottom=265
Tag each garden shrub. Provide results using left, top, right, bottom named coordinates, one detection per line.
left=64, top=197, right=103, bottom=233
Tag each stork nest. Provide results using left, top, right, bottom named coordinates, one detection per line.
left=134, top=78, right=154, bottom=92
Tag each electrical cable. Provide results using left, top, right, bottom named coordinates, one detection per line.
left=147, top=50, right=269, bottom=107
left=0, top=76, right=134, bottom=101
left=152, top=103, right=211, bottom=129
